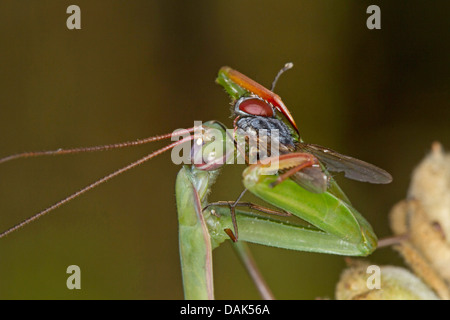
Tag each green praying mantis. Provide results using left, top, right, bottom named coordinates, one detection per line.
left=0, top=63, right=392, bottom=299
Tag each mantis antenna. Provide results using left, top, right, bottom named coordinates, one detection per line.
left=0, top=127, right=198, bottom=238
left=0, top=129, right=195, bottom=164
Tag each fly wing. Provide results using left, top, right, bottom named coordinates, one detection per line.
left=279, top=150, right=353, bottom=203
left=299, top=143, right=393, bottom=184
left=287, top=165, right=329, bottom=193
left=298, top=143, right=392, bottom=184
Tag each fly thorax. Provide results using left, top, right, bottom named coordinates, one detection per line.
left=236, top=116, right=295, bottom=147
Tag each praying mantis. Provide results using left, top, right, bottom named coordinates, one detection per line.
left=0, top=63, right=392, bottom=299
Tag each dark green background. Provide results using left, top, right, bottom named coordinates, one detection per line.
left=0, top=1, right=448, bottom=299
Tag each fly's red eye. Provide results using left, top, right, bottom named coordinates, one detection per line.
left=235, top=97, right=274, bottom=117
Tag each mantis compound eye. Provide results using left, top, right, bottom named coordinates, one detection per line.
left=234, top=97, right=274, bottom=118
left=191, top=123, right=233, bottom=171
